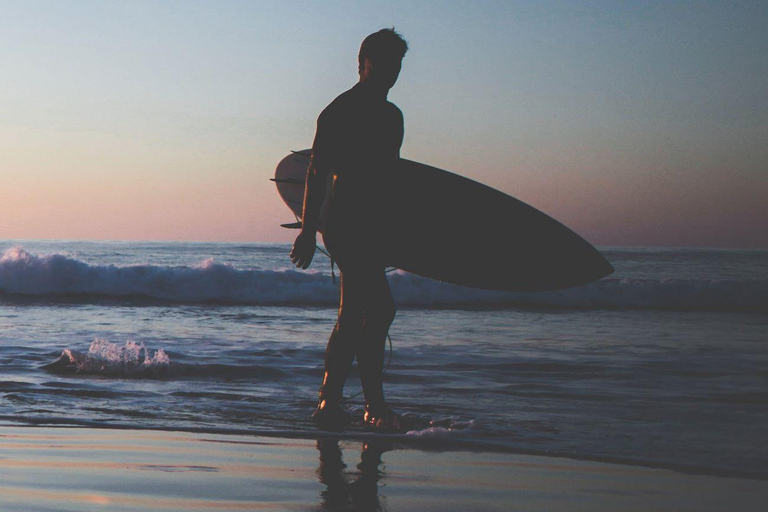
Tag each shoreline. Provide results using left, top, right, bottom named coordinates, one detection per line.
left=1, top=425, right=765, bottom=512
left=3, top=419, right=766, bottom=482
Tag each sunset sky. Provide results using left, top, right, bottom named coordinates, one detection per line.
left=1, top=0, right=766, bottom=247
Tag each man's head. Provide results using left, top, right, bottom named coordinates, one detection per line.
left=358, top=28, right=408, bottom=90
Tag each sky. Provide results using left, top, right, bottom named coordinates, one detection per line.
left=0, top=0, right=766, bottom=247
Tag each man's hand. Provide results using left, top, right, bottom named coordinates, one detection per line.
left=291, top=230, right=317, bottom=270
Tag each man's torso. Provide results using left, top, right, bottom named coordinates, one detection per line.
left=312, top=84, right=404, bottom=263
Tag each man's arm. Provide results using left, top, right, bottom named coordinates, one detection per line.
left=300, top=157, right=330, bottom=234
left=290, top=156, right=330, bottom=270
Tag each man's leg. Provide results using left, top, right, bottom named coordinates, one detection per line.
left=344, top=267, right=400, bottom=430
left=355, top=268, right=396, bottom=414
left=314, top=265, right=365, bottom=427
left=314, top=263, right=398, bottom=430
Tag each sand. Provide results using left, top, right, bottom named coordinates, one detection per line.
left=0, top=425, right=764, bottom=511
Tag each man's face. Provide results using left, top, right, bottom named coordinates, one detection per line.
left=360, top=56, right=402, bottom=90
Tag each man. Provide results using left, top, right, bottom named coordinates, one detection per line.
left=290, top=28, right=408, bottom=431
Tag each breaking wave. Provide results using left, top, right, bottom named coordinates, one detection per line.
left=1, top=247, right=765, bottom=312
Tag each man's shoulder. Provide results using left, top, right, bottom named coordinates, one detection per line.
left=318, top=86, right=358, bottom=124
left=385, top=100, right=403, bottom=119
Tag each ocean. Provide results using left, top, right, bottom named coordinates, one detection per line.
left=0, top=241, right=766, bottom=480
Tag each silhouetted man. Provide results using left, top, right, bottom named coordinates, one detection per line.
left=290, top=29, right=408, bottom=431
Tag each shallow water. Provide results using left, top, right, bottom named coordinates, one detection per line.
left=0, top=241, right=766, bottom=479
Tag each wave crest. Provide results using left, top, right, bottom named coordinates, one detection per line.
left=1, top=247, right=765, bottom=312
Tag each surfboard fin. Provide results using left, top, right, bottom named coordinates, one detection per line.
left=280, top=221, right=303, bottom=229
left=271, top=178, right=304, bottom=185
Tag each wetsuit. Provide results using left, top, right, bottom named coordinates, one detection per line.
left=310, top=82, right=403, bottom=412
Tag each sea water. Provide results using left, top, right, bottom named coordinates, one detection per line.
left=0, top=241, right=766, bottom=479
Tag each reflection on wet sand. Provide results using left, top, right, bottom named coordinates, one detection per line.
left=1, top=426, right=764, bottom=511
left=317, top=439, right=389, bottom=511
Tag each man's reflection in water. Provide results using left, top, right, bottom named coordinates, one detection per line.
left=316, top=439, right=389, bottom=511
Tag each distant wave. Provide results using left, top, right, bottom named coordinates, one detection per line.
left=1, top=247, right=765, bottom=312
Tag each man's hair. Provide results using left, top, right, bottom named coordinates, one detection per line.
left=358, top=28, right=408, bottom=64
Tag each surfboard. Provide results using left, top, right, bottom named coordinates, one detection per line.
left=274, top=150, right=613, bottom=292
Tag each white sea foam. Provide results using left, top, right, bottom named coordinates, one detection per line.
left=46, top=339, right=170, bottom=376
left=1, top=247, right=766, bottom=311
left=406, top=419, right=480, bottom=439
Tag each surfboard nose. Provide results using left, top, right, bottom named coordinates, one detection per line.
left=588, top=254, right=615, bottom=284
left=542, top=245, right=614, bottom=291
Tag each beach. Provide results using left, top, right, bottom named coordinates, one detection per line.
left=1, top=425, right=765, bottom=511
left=0, top=241, right=766, bottom=510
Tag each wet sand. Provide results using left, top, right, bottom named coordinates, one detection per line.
left=0, top=425, right=764, bottom=511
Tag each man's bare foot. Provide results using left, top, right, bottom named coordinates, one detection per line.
left=363, top=404, right=402, bottom=432
left=312, top=399, right=352, bottom=431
